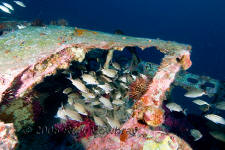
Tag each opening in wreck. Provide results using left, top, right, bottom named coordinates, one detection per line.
left=32, top=46, right=165, bottom=127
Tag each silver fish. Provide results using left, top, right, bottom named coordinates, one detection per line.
left=68, top=92, right=80, bottom=99
left=184, top=89, right=205, bottom=98
left=126, top=109, right=133, bottom=115
left=81, top=92, right=96, bottom=99
left=90, top=101, right=101, bottom=106
left=81, top=74, right=99, bottom=85
left=67, top=97, right=74, bottom=105
left=63, top=87, right=72, bottom=94
left=214, top=101, right=225, bottom=110
left=99, top=96, right=113, bottom=109
left=209, top=131, right=225, bottom=143
left=205, top=114, right=225, bottom=125
left=64, top=108, right=82, bottom=122
left=106, top=117, right=120, bottom=128
left=68, top=75, right=89, bottom=93
left=101, top=68, right=117, bottom=78
left=118, top=76, right=127, bottom=83
left=190, top=129, right=202, bottom=141
left=199, top=104, right=210, bottom=112
left=97, top=83, right=113, bottom=94
left=192, top=99, right=210, bottom=106
left=55, top=105, right=66, bottom=120
left=0, top=5, right=11, bottom=14
left=131, top=74, right=137, bottom=81
left=100, top=75, right=112, bottom=82
left=120, top=82, right=128, bottom=89
left=93, top=87, right=102, bottom=95
left=126, top=74, right=134, bottom=84
left=2, top=2, right=14, bottom=10
left=112, top=62, right=121, bottom=70
left=93, top=115, right=105, bottom=127
left=14, top=1, right=26, bottom=7
left=89, top=71, right=96, bottom=76
left=139, top=73, right=148, bottom=80
left=73, top=103, right=88, bottom=115
left=114, top=91, right=122, bottom=99
left=112, top=99, right=125, bottom=105
left=84, top=98, right=94, bottom=103
left=166, top=102, right=183, bottom=112
left=123, top=69, right=130, bottom=74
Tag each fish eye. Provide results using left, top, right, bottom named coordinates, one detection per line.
left=176, top=57, right=181, bottom=63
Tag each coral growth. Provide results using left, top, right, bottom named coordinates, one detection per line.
left=129, top=76, right=151, bottom=100
left=0, top=91, right=44, bottom=131
left=143, top=106, right=164, bottom=127
left=54, top=117, right=97, bottom=140
left=31, top=19, right=45, bottom=27
left=0, top=98, right=34, bottom=131
left=86, top=122, right=191, bottom=150
left=0, top=122, right=18, bottom=149
left=49, top=20, right=57, bottom=25
left=179, top=54, right=192, bottom=70
left=143, top=135, right=178, bottom=150
left=57, top=19, right=68, bottom=26
left=78, top=117, right=97, bottom=139
left=49, top=19, right=68, bottom=26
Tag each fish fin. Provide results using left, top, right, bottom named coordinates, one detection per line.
left=61, top=102, right=64, bottom=108
left=112, top=76, right=118, bottom=82
left=110, top=60, right=113, bottom=65
left=61, top=103, right=66, bottom=113
left=204, top=91, right=208, bottom=96
left=183, top=108, right=188, bottom=116
left=97, top=63, right=102, bottom=72
left=67, top=73, right=73, bottom=80
left=202, top=89, right=208, bottom=96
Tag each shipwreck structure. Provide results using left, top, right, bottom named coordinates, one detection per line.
left=0, top=22, right=223, bottom=149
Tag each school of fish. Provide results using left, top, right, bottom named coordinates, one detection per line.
left=0, top=1, right=26, bottom=14
left=165, top=87, right=225, bottom=143
left=55, top=59, right=138, bottom=130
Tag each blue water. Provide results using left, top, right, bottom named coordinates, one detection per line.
left=9, top=0, right=225, bottom=80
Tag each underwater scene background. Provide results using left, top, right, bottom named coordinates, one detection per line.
left=0, top=0, right=225, bottom=150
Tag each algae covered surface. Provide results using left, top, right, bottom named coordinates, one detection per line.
left=0, top=26, right=74, bottom=73
left=0, top=25, right=190, bottom=77
left=0, top=98, right=34, bottom=131
left=0, top=25, right=191, bottom=103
